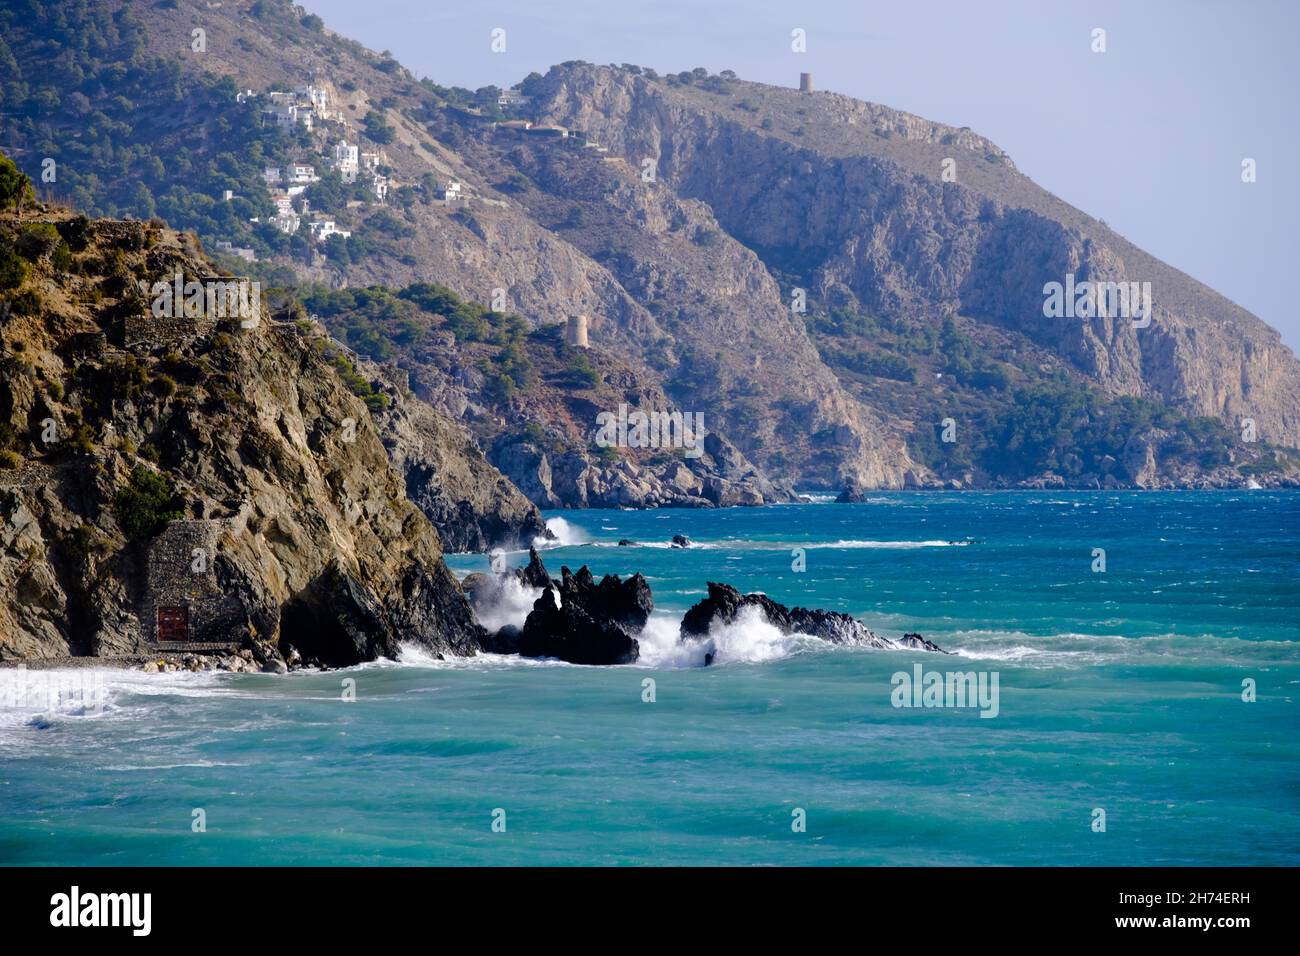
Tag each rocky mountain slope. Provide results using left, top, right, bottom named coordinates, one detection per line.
left=529, top=65, right=1300, bottom=479
left=298, top=284, right=792, bottom=508
left=356, top=358, right=548, bottom=552
left=4, top=0, right=1297, bottom=490
left=0, top=193, right=484, bottom=665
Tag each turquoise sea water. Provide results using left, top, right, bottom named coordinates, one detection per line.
left=2, top=492, right=1297, bottom=865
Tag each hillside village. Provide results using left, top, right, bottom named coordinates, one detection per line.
left=212, top=79, right=615, bottom=265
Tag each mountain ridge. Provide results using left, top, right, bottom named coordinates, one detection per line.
left=3, top=0, right=1297, bottom=492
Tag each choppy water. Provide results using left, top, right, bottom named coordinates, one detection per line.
left=2, top=492, right=1297, bottom=865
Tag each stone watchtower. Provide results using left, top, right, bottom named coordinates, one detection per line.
left=565, top=314, right=589, bottom=348
left=799, top=72, right=814, bottom=93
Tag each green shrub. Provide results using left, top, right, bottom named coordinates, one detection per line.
left=56, top=216, right=93, bottom=252
left=151, top=374, right=177, bottom=398
left=9, top=289, right=42, bottom=316
left=0, top=233, right=28, bottom=290
left=563, top=350, right=600, bottom=388
left=0, top=150, right=34, bottom=210
left=16, top=223, right=64, bottom=262
left=113, top=467, right=182, bottom=540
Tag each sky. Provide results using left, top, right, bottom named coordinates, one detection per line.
left=301, top=0, right=1300, bottom=349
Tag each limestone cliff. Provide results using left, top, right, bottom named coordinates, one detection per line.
left=530, top=64, right=1300, bottom=454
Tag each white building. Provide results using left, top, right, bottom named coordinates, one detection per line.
left=437, top=179, right=463, bottom=202
left=273, top=211, right=300, bottom=235
left=308, top=219, right=351, bottom=241
left=287, top=163, right=318, bottom=184
left=294, top=85, right=331, bottom=119
left=264, top=103, right=306, bottom=129
left=332, top=140, right=360, bottom=176
left=498, top=90, right=531, bottom=108
left=373, top=176, right=390, bottom=202
left=214, top=240, right=257, bottom=263
left=262, top=166, right=281, bottom=185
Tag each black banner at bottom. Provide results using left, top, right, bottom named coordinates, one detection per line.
left=0, top=866, right=1291, bottom=940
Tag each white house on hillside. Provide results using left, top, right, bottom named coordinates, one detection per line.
left=308, top=219, right=351, bottom=241
left=332, top=140, right=360, bottom=176
left=287, top=163, right=319, bottom=184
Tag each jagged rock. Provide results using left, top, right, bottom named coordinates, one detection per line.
left=557, top=565, right=653, bottom=633
left=681, top=582, right=893, bottom=649
left=679, top=582, right=944, bottom=660
left=516, top=547, right=554, bottom=589
left=617, top=538, right=636, bottom=547
left=835, top=488, right=866, bottom=503
left=898, top=632, right=950, bottom=654
left=671, top=534, right=691, bottom=548
left=517, top=584, right=639, bottom=665
left=508, top=562, right=650, bottom=664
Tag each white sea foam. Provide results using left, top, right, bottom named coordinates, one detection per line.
left=0, top=666, right=234, bottom=743
left=536, top=516, right=587, bottom=548
left=469, top=576, right=543, bottom=634
left=635, top=606, right=822, bottom=668
left=591, top=538, right=972, bottom=551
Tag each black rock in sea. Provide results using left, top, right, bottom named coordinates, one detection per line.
left=469, top=548, right=650, bottom=664
left=517, top=547, right=554, bottom=589
left=679, top=582, right=945, bottom=660
left=898, top=632, right=951, bottom=654
left=517, top=565, right=649, bottom=665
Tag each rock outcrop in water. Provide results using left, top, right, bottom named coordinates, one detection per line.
left=680, top=582, right=945, bottom=662
left=516, top=578, right=641, bottom=665
left=464, top=547, right=650, bottom=664
left=475, top=549, right=650, bottom=665
left=898, top=632, right=950, bottom=654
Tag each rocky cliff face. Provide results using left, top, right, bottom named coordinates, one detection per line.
left=393, top=321, right=795, bottom=509
left=360, top=360, right=549, bottom=552
left=0, top=209, right=482, bottom=664
left=531, top=64, right=1300, bottom=453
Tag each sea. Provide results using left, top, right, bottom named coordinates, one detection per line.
left=1, top=492, right=1297, bottom=865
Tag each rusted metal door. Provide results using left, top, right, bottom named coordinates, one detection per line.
left=157, top=606, right=190, bottom=642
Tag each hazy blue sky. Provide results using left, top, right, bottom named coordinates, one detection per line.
left=301, top=0, right=1299, bottom=348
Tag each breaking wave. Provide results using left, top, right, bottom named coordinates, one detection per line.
left=536, top=516, right=587, bottom=548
